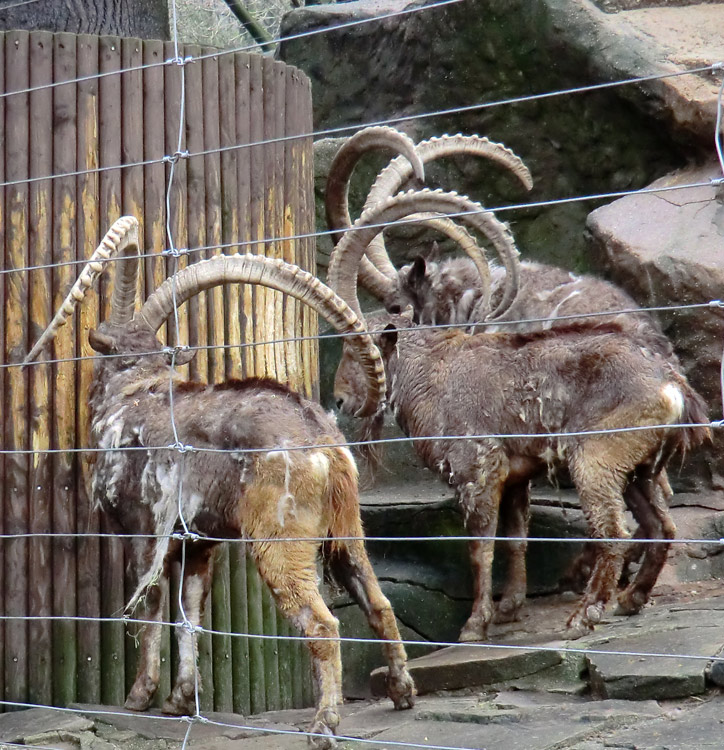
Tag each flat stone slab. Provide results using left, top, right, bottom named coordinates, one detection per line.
left=0, top=708, right=94, bottom=744
left=371, top=642, right=564, bottom=696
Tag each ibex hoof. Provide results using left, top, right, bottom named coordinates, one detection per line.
left=124, top=675, right=158, bottom=712
left=615, top=589, right=647, bottom=616
left=308, top=707, right=339, bottom=749
left=162, top=681, right=196, bottom=716
left=458, top=614, right=489, bottom=643
left=387, top=669, right=416, bottom=710
left=493, top=594, right=525, bottom=623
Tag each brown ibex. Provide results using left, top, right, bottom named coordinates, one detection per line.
left=25, top=218, right=414, bottom=748
left=327, top=127, right=687, bottom=592
left=329, top=191, right=709, bottom=641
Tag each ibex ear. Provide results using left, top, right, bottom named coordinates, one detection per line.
left=379, top=323, right=398, bottom=355
left=428, top=240, right=441, bottom=262
left=88, top=329, right=116, bottom=354
left=409, top=256, right=427, bottom=285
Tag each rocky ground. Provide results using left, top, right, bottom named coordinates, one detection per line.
left=2, top=582, right=724, bottom=749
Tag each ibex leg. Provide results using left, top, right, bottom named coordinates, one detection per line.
left=163, top=542, right=216, bottom=716
left=567, top=447, right=628, bottom=635
left=457, top=466, right=505, bottom=642
left=325, top=540, right=415, bottom=709
left=255, top=540, right=343, bottom=750
left=124, top=538, right=176, bottom=711
left=494, top=480, right=530, bottom=624
left=617, top=474, right=674, bottom=615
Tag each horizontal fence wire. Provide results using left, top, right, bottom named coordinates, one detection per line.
left=0, top=178, right=721, bottom=279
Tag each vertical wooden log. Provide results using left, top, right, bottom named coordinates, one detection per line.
left=202, top=52, right=233, bottom=714
left=4, top=29, right=30, bottom=706
left=52, top=32, right=79, bottom=707
left=261, top=57, right=280, bottom=384
left=180, top=45, right=213, bottom=712
left=304, top=77, right=319, bottom=402
left=97, top=34, right=125, bottom=706
left=75, top=32, right=102, bottom=706
left=142, top=38, right=171, bottom=706
left=163, top=40, right=191, bottom=693
left=0, top=31, right=7, bottom=707
left=182, top=44, right=208, bottom=385
left=120, top=35, right=146, bottom=696
left=27, top=29, right=54, bottom=708
left=162, top=41, right=190, bottom=376
left=228, top=52, right=252, bottom=715
left=247, top=53, right=265, bottom=378
left=234, top=54, right=252, bottom=382
left=229, top=545, right=250, bottom=715
left=246, top=551, right=265, bottom=714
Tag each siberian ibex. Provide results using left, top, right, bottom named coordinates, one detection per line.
left=25, top=218, right=414, bottom=748
left=330, top=191, right=709, bottom=641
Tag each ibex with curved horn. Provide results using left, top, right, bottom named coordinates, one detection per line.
left=327, top=126, right=691, bottom=593
left=25, top=217, right=414, bottom=748
left=330, top=192, right=709, bottom=641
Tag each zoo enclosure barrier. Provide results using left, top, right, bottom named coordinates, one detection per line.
left=0, top=3, right=723, bottom=750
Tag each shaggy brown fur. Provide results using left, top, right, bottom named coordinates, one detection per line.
left=89, top=320, right=414, bottom=747
left=335, top=313, right=709, bottom=640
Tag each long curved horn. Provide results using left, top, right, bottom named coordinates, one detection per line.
left=24, top=216, right=140, bottom=364
left=360, top=134, right=532, bottom=296
left=136, top=254, right=385, bottom=418
left=325, top=126, right=425, bottom=301
left=325, top=125, right=425, bottom=248
left=328, top=189, right=520, bottom=322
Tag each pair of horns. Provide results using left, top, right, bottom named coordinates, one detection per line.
left=24, top=218, right=386, bottom=418
left=324, top=126, right=533, bottom=320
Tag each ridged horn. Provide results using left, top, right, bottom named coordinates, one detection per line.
left=360, top=134, right=532, bottom=296
left=24, top=216, right=141, bottom=364
left=136, top=254, right=385, bottom=418
left=325, top=126, right=425, bottom=300
left=328, top=189, right=520, bottom=322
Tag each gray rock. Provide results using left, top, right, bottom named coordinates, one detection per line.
left=0, top=709, right=94, bottom=744
left=585, top=616, right=724, bottom=700
left=371, top=642, right=564, bottom=695
left=587, top=162, right=724, bottom=490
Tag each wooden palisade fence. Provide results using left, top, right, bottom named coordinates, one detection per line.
left=0, top=31, right=317, bottom=712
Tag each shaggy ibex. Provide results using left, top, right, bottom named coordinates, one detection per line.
left=25, top=218, right=414, bottom=747
left=329, top=192, right=709, bottom=641
left=327, top=126, right=685, bottom=592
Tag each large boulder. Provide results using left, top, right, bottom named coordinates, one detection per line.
left=587, top=163, right=724, bottom=489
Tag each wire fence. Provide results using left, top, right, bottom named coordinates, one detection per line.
left=1, top=0, right=724, bottom=747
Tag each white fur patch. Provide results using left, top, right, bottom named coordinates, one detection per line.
left=661, top=383, right=685, bottom=420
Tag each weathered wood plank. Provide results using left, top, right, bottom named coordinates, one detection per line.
left=27, top=29, right=54, bottom=708
left=97, top=33, right=125, bottom=707
left=52, top=32, right=79, bottom=707
left=3, top=29, right=30, bottom=706
left=248, top=53, right=265, bottom=378
left=234, top=54, right=252, bottom=382
left=75, top=32, right=102, bottom=706
left=0, top=30, right=7, bottom=707
left=201, top=52, right=233, bottom=713
left=120, top=35, right=146, bottom=698
left=142, top=37, right=172, bottom=706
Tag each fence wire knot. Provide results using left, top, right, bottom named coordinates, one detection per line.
left=709, top=300, right=724, bottom=308
left=163, top=344, right=191, bottom=358
left=165, top=54, right=194, bottom=67
left=161, top=245, right=190, bottom=258
left=713, top=61, right=724, bottom=71
left=711, top=177, right=724, bottom=187
left=172, top=529, right=202, bottom=543
left=710, top=419, right=724, bottom=429
left=163, top=150, right=190, bottom=165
